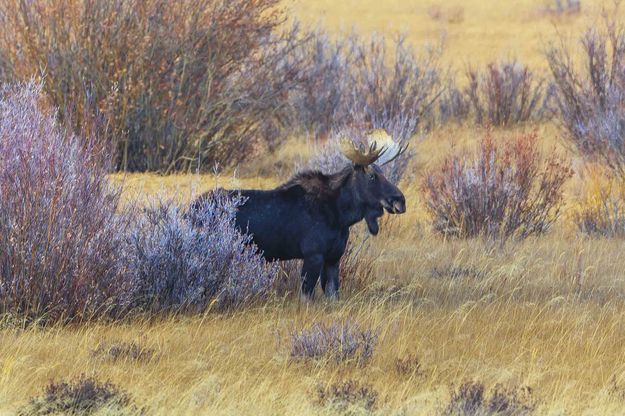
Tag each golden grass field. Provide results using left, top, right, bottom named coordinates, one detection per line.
left=290, top=0, right=625, bottom=69
left=4, top=1, right=625, bottom=415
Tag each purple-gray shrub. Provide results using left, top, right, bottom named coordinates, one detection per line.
left=315, top=379, right=378, bottom=411
left=547, top=19, right=625, bottom=176
left=466, top=60, right=549, bottom=126
left=438, top=78, right=472, bottom=125
left=288, top=30, right=443, bottom=143
left=18, top=375, right=139, bottom=416
left=443, top=382, right=536, bottom=416
left=290, top=321, right=377, bottom=366
left=0, top=82, right=134, bottom=324
left=423, top=130, right=572, bottom=240
left=126, top=193, right=279, bottom=312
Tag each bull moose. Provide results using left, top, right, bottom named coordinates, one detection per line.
left=193, top=130, right=407, bottom=300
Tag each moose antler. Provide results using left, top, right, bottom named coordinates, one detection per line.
left=340, top=129, right=407, bottom=167
left=366, top=129, right=408, bottom=166
left=339, top=136, right=387, bottom=166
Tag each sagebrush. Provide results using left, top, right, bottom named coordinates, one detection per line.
left=466, top=61, right=550, bottom=126
left=290, top=321, right=377, bottom=366
left=547, top=17, right=625, bottom=177
left=287, top=31, right=444, bottom=142
left=0, top=83, right=279, bottom=322
left=18, top=376, right=140, bottom=416
left=126, top=194, right=279, bottom=312
left=0, top=82, right=133, bottom=324
left=443, top=382, right=536, bottom=416
left=315, top=379, right=378, bottom=412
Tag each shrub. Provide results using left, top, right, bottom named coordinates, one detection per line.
left=443, top=382, right=536, bottom=416
left=394, top=354, right=424, bottom=378
left=423, top=130, right=572, bottom=239
left=547, top=17, right=625, bottom=176
left=290, top=321, right=377, bottom=366
left=0, top=14, right=10, bottom=82
left=0, top=53, right=11, bottom=85
left=0, top=82, right=134, bottom=324
left=92, top=341, right=156, bottom=363
left=574, top=168, right=625, bottom=236
left=288, top=31, right=444, bottom=142
left=541, top=0, right=581, bottom=16
left=427, top=5, right=465, bottom=24
left=126, top=194, right=279, bottom=312
left=347, top=35, right=443, bottom=139
left=438, top=78, right=472, bottom=125
left=0, top=0, right=299, bottom=172
left=315, top=379, right=378, bottom=412
left=466, top=61, right=550, bottom=126
left=285, top=29, right=354, bottom=140
left=18, top=376, right=140, bottom=416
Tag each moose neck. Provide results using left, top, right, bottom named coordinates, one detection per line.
left=334, top=171, right=367, bottom=229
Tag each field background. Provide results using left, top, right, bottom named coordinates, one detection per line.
left=290, top=0, right=623, bottom=69
left=3, top=0, right=625, bottom=415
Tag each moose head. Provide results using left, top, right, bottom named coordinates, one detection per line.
left=339, top=129, right=407, bottom=235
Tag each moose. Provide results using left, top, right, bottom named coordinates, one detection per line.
left=192, top=130, right=407, bottom=300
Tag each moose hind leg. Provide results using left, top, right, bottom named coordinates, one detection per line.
left=301, top=254, right=324, bottom=300
left=322, top=260, right=340, bottom=300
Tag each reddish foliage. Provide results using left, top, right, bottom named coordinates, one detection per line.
left=0, top=0, right=295, bottom=172
left=423, top=130, right=572, bottom=239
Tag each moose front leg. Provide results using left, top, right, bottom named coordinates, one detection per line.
left=321, top=260, right=340, bottom=300
left=301, top=254, right=324, bottom=301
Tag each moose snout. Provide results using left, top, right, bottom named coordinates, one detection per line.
left=392, top=194, right=406, bottom=214
left=383, top=193, right=406, bottom=214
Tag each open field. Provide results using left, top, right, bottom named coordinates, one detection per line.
left=290, top=0, right=625, bottom=69
left=3, top=128, right=625, bottom=414
left=3, top=1, right=625, bottom=415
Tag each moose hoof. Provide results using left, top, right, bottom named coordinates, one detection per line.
left=325, top=292, right=340, bottom=301
left=324, top=284, right=340, bottom=301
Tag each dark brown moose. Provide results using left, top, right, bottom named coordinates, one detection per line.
left=192, top=130, right=407, bottom=300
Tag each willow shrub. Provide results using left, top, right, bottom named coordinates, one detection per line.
left=423, top=130, right=572, bottom=240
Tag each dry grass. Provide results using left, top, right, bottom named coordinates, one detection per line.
left=289, top=0, right=625, bottom=70
left=2, top=235, right=625, bottom=415
left=4, top=1, right=625, bottom=415
left=3, top=138, right=625, bottom=413
left=3, top=125, right=618, bottom=414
